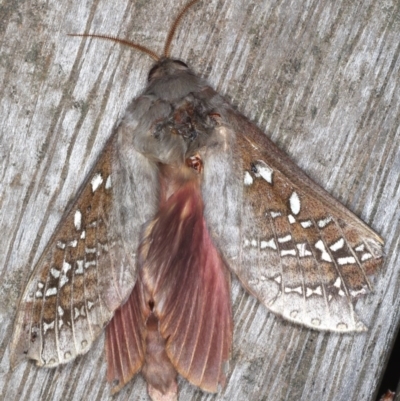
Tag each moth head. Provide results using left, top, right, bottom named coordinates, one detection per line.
left=148, top=59, right=190, bottom=82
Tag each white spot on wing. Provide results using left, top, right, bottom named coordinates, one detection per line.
left=333, top=278, right=345, bottom=296
left=45, top=287, right=57, bottom=297
left=43, top=321, right=55, bottom=334
left=300, top=220, right=313, bottom=228
left=74, top=210, right=82, bottom=231
left=58, top=307, right=64, bottom=329
left=105, top=175, right=112, bottom=189
left=306, top=286, right=322, bottom=297
left=330, top=238, right=344, bottom=252
left=244, top=171, right=253, bottom=186
left=85, top=260, right=96, bottom=268
left=297, top=243, right=312, bottom=257
left=60, top=262, right=71, bottom=288
left=57, top=241, right=66, bottom=249
left=91, top=173, right=103, bottom=192
left=75, top=260, right=84, bottom=274
left=254, top=160, right=273, bottom=184
left=270, top=211, right=282, bottom=218
left=63, top=261, right=71, bottom=272
left=99, top=243, right=109, bottom=253
left=350, top=288, right=367, bottom=297
left=334, top=277, right=342, bottom=288
left=284, top=286, right=302, bottom=294
left=289, top=192, right=301, bottom=215
left=281, top=249, right=296, bottom=256
left=361, top=253, right=372, bottom=261
left=50, top=267, right=60, bottom=278
left=260, top=239, right=277, bottom=250
left=278, top=235, right=292, bottom=243
left=74, top=306, right=86, bottom=320
left=338, top=256, right=356, bottom=265
left=355, top=244, right=365, bottom=252
left=315, top=240, right=332, bottom=262
left=317, top=216, right=332, bottom=228
left=288, top=214, right=296, bottom=224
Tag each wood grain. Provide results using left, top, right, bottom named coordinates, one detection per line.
left=1, top=0, right=399, bottom=400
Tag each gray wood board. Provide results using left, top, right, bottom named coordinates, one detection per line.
left=1, top=0, right=399, bottom=400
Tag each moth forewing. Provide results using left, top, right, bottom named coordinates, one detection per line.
left=9, top=136, right=154, bottom=368
left=201, top=103, right=383, bottom=334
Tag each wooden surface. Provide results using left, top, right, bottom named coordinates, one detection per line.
left=1, top=0, right=399, bottom=400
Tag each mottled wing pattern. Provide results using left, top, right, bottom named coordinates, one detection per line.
left=203, top=108, right=384, bottom=332
left=10, top=137, right=138, bottom=368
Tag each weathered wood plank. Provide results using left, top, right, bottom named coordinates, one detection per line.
left=0, top=0, right=399, bottom=400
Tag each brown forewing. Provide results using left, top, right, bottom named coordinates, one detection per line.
left=10, top=136, right=137, bottom=368
left=203, top=107, right=383, bottom=332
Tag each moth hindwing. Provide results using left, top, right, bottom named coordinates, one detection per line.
left=11, top=0, right=384, bottom=400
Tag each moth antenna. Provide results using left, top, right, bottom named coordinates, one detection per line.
left=67, top=33, right=160, bottom=61
left=163, top=0, right=201, bottom=57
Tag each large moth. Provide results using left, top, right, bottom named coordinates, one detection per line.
left=10, top=1, right=385, bottom=400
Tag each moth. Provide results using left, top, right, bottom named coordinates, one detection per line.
left=10, top=1, right=384, bottom=400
